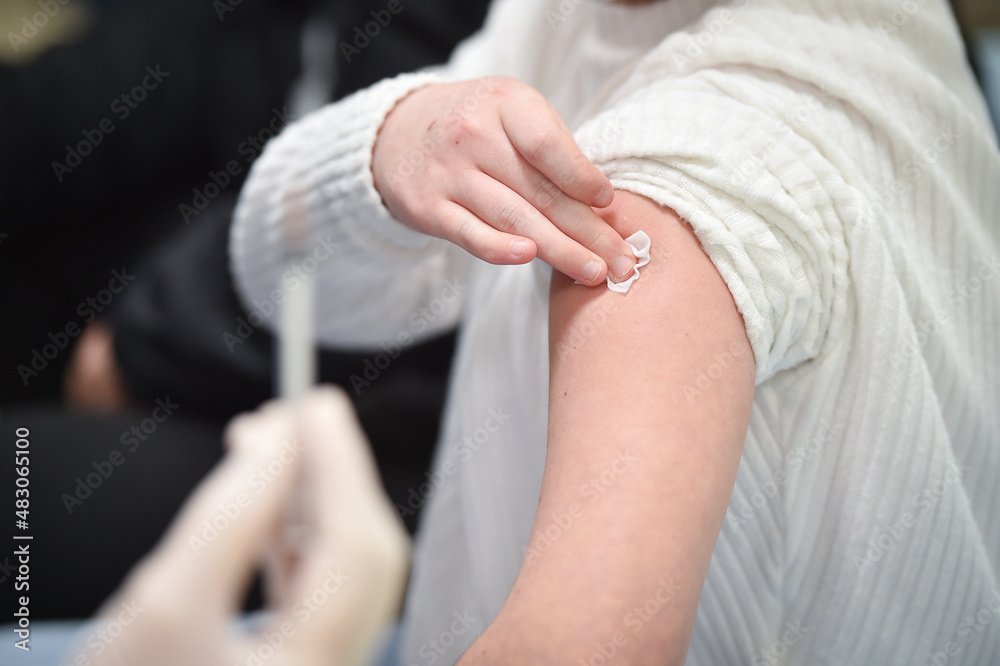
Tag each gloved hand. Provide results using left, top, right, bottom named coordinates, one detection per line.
left=67, top=386, right=409, bottom=666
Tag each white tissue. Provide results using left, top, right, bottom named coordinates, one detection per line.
left=606, top=230, right=651, bottom=293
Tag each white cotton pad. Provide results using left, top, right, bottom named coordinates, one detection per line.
left=575, top=230, right=652, bottom=293
left=607, top=230, right=651, bottom=293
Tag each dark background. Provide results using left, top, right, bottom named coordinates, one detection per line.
left=0, top=0, right=995, bottom=625
left=0, top=0, right=490, bottom=620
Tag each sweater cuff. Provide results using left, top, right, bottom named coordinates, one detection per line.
left=241, top=69, right=448, bottom=261
left=325, top=70, right=448, bottom=252
left=573, top=87, right=849, bottom=385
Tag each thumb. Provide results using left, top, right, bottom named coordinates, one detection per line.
left=271, top=386, right=410, bottom=666
left=146, top=402, right=303, bottom=616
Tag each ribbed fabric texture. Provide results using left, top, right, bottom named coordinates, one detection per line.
left=230, top=70, right=475, bottom=351
left=230, top=0, right=1000, bottom=663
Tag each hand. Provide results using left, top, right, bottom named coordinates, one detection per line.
left=63, top=320, right=132, bottom=412
left=372, top=76, right=637, bottom=286
left=68, top=387, right=409, bottom=666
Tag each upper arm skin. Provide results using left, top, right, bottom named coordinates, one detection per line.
left=458, top=191, right=756, bottom=665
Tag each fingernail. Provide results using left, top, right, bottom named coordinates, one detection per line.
left=611, top=255, right=635, bottom=282
left=511, top=239, right=528, bottom=258
left=595, top=184, right=614, bottom=207
left=582, top=260, right=603, bottom=284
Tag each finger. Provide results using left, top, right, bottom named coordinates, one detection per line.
left=147, top=405, right=301, bottom=615
left=451, top=172, right=610, bottom=285
left=227, top=403, right=303, bottom=609
left=262, top=495, right=308, bottom=611
left=500, top=95, right=614, bottom=208
left=433, top=199, right=538, bottom=265
left=299, top=387, right=394, bottom=527
left=223, top=398, right=284, bottom=453
left=478, top=151, right=638, bottom=282
left=274, top=387, right=409, bottom=665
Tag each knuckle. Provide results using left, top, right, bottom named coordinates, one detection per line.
left=525, top=128, right=556, bottom=162
left=491, top=75, right=526, bottom=100
left=444, top=110, right=486, bottom=144
left=566, top=155, right=602, bottom=192
left=532, top=178, right=563, bottom=212
left=570, top=222, right=612, bottom=257
left=589, top=226, right=617, bottom=251
left=494, top=204, right=524, bottom=233
left=555, top=167, right=578, bottom=189
left=456, top=216, right=479, bottom=250
left=424, top=199, right=452, bottom=236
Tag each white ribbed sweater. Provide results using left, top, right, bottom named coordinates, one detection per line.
left=230, top=0, right=1000, bottom=663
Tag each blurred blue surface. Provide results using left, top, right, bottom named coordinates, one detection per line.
left=0, top=619, right=401, bottom=666
left=975, top=29, right=1000, bottom=136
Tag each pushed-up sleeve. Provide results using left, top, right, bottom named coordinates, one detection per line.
left=573, top=8, right=869, bottom=383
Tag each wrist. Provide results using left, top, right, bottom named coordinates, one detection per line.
left=372, top=82, right=442, bottom=214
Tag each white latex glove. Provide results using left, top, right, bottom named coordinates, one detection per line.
left=66, top=386, right=410, bottom=666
